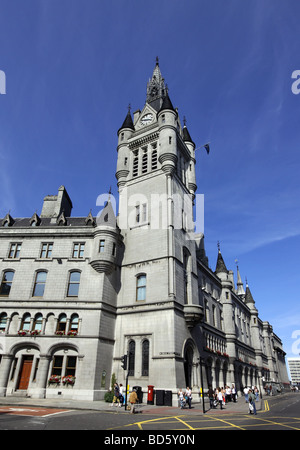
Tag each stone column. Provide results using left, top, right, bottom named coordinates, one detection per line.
left=33, top=355, right=51, bottom=399
left=0, top=355, right=13, bottom=397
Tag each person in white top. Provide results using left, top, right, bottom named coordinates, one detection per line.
left=217, top=389, right=224, bottom=409
left=243, top=386, right=249, bottom=403
left=186, top=387, right=192, bottom=409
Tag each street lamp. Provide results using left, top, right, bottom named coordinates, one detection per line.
left=199, top=357, right=206, bottom=414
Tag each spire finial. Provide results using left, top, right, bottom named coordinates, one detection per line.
left=156, top=56, right=159, bottom=66
left=128, top=103, right=131, bottom=114
left=183, top=116, right=187, bottom=127
left=217, top=241, right=220, bottom=251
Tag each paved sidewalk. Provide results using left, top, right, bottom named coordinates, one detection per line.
left=0, top=395, right=262, bottom=416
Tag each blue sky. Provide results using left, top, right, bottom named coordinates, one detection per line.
left=0, top=0, right=300, bottom=367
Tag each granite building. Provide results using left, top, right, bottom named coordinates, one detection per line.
left=0, top=60, right=289, bottom=404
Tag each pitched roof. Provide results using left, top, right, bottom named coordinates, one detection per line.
left=158, top=92, right=175, bottom=113
left=215, top=249, right=229, bottom=274
left=245, top=284, right=255, bottom=304
left=97, top=200, right=116, bottom=228
left=119, top=110, right=134, bottom=132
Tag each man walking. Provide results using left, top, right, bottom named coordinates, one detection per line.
left=248, top=389, right=257, bottom=415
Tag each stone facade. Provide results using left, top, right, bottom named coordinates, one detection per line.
left=0, top=61, right=289, bottom=404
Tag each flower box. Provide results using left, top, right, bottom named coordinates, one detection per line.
left=62, top=375, right=76, bottom=386
left=48, top=375, right=61, bottom=385
left=67, top=331, right=77, bottom=336
left=30, top=330, right=41, bottom=336
left=18, top=330, right=27, bottom=336
left=55, top=331, right=65, bottom=336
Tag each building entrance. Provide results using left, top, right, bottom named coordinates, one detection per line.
left=17, top=356, right=33, bottom=390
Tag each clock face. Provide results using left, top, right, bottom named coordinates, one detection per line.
left=141, top=113, right=153, bottom=125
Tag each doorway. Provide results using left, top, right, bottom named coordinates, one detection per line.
left=184, top=346, right=193, bottom=387
left=17, top=356, right=33, bottom=390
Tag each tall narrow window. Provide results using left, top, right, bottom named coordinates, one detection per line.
left=99, top=240, right=105, bottom=253
left=57, top=314, right=67, bottom=333
left=151, top=149, right=158, bottom=170
left=67, top=271, right=81, bottom=297
left=136, top=274, right=146, bottom=301
left=33, top=313, right=43, bottom=332
left=72, top=243, right=85, bottom=258
left=21, top=313, right=31, bottom=332
left=142, top=339, right=150, bottom=376
left=70, top=314, right=79, bottom=333
left=128, top=340, right=135, bottom=376
left=8, top=243, right=21, bottom=258
left=183, top=249, right=190, bottom=304
left=33, top=271, right=47, bottom=297
left=40, top=243, right=53, bottom=258
left=52, top=355, right=63, bottom=376
left=0, top=271, right=14, bottom=296
left=0, top=313, right=7, bottom=332
left=65, top=356, right=77, bottom=377
left=142, top=203, right=147, bottom=222
left=142, top=151, right=148, bottom=174
left=136, top=205, right=140, bottom=223
left=133, top=155, right=138, bottom=177
left=212, top=305, right=216, bottom=327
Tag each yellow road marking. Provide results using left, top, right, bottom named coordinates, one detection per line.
left=174, top=416, right=195, bottom=430
left=205, top=415, right=246, bottom=430
left=253, top=416, right=300, bottom=430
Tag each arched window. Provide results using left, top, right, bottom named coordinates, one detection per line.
left=33, top=271, right=47, bottom=297
left=33, top=313, right=43, bottom=332
left=56, top=313, right=67, bottom=333
left=70, top=314, right=79, bottom=332
left=128, top=340, right=135, bottom=376
left=67, top=271, right=81, bottom=297
left=142, top=339, right=149, bottom=376
left=0, top=313, right=7, bottom=332
left=21, top=313, right=31, bottom=332
left=0, top=270, right=14, bottom=296
left=136, top=274, right=146, bottom=301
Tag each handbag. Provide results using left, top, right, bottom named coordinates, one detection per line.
left=249, top=402, right=254, bottom=411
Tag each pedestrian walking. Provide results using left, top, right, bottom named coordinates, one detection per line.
left=129, top=388, right=138, bottom=414
left=111, top=383, right=121, bottom=407
left=254, top=386, right=259, bottom=401
left=248, top=389, right=257, bottom=415
left=243, top=386, right=249, bottom=403
left=225, top=385, right=231, bottom=403
left=208, top=386, right=215, bottom=409
left=186, top=386, right=192, bottom=409
left=119, top=383, right=124, bottom=406
left=231, top=384, right=237, bottom=403
left=178, top=389, right=185, bottom=409
left=217, top=388, right=224, bottom=409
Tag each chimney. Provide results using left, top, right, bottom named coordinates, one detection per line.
left=40, top=186, right=73, bottom=218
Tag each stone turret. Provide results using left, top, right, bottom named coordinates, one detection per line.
left=90, top=199, right=121, bottom=274
left=157, top=92, right=178, bottom=176
left=116, top=107, right=135, bottom=188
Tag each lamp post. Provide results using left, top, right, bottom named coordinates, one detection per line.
left=199, top=357, right=205, bottom=414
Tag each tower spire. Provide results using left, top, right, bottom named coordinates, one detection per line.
left=146, top=58, right=167, bottom=111
left=235, top=259, right=245, bottom=296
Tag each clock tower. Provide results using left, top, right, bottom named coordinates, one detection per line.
left=113, top=59, right=203, bottom=399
